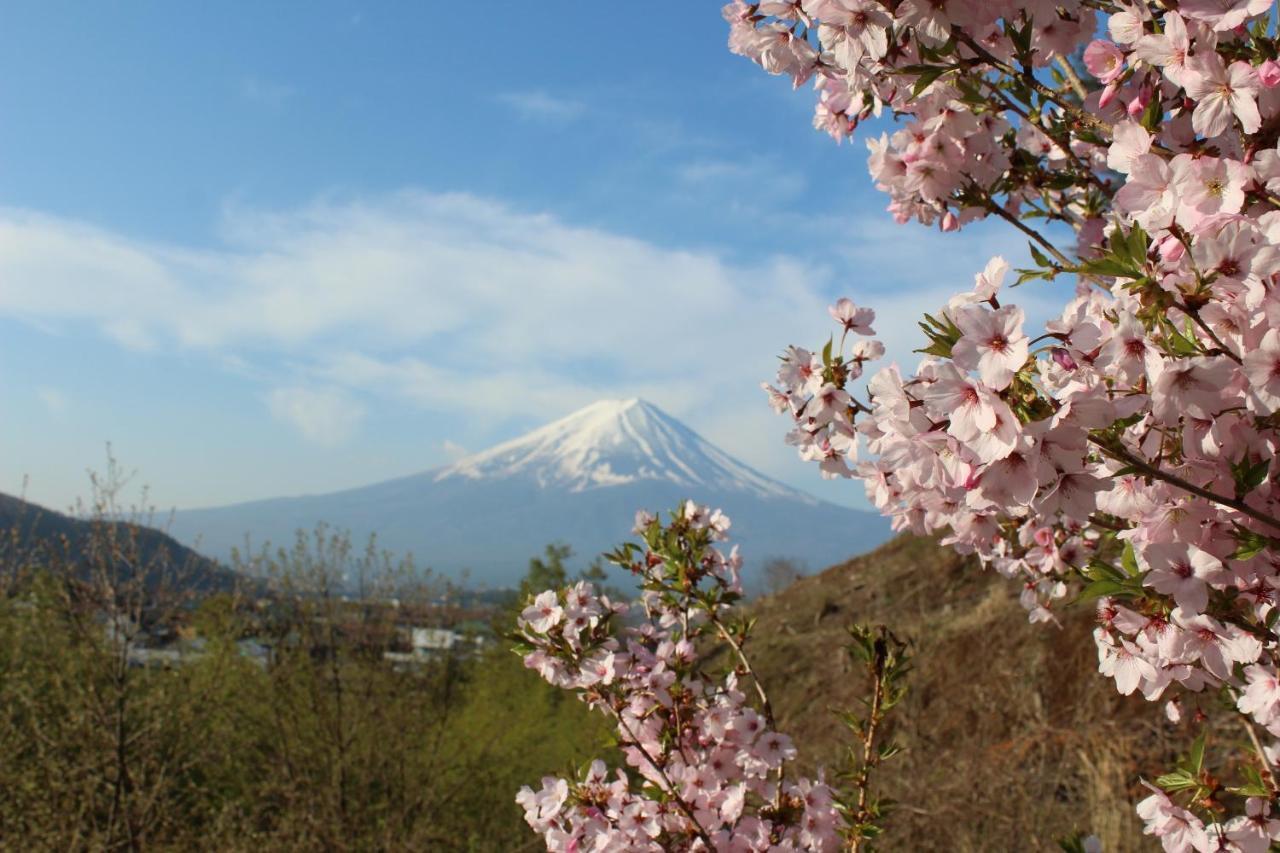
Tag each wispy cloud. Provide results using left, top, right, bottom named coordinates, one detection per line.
left=36, top=387, right=69, bottom=416
left=676, top=160, right=751, bottom=183
left=493, top=89, right=585, bottom=122
left=0, top=192, right=1037, bottom=489
left=266, top=386, right=364, bottom=446
left=240, top=76, right=295, bottom=106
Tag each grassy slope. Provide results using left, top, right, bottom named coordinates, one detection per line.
left=745, top=534, right=1190, bottom=851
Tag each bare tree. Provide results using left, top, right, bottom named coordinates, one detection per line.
left=761, top=557, right=806, bottom=596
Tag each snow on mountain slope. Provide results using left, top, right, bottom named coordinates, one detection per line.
left=169, top=399, right=890, bottom=586
left=434, top=398, right=812, bottom=501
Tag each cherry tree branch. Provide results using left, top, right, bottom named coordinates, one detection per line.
left=1054, top=56, right=1088, bottom=101
left=1090, top=438, right=1280, bottom=533
left=608, top=702, right=715, bottom=847
left=975, top=191, right=1074, bottom=266
left=953, top=30, right=1113, bottom=137
left=711, top=615, right=775, bottom=730
left=849, top=658, right=887, bottom=853
left=1173, top=302, right=1244, bottom=365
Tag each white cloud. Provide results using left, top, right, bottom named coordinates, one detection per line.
left=0, top=191, right=1041, bottom=494
left=493, top=90, right=585, bottom=121
left=441, top=440, right=468, bottom=460
left=36, top=387, right=69, bottom=416
left=266, top=387, right=365, bottom=446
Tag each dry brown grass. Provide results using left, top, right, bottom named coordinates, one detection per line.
left=743, top=534, right=1205, bottom=851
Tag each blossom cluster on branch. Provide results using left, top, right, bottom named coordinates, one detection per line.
left=515, top=504, right=908, bottom=851
left=729, top=0, right=1280, bottom=848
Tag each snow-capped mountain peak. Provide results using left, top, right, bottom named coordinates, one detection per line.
left=434, top=398, right=812, bottom=502
left=170, top=397, right=891, bottom=585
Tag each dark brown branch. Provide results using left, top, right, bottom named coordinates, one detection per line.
left=1090, top=438, right=1280, bottom=533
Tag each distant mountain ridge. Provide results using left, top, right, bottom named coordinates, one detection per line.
left=0, top=493, right=240, bottom=592
left=170, top=399, right=891, bottom=587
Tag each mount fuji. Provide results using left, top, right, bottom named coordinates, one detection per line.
left=169, top=399, right=891, bottom=587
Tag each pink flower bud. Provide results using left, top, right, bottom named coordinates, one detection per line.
left=1157, top=233, right=1185, bottom=262
left=1099, top=80, right=1121, bottom=109
left=1126, top=82, right=1153, bottom=118
left=1260, top=59, right=1280, bottom=89
left=940, top=210, right=959, bottom=232
left=1051, top=347, right=1078, bottom=371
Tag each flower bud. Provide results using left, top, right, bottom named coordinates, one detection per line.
left=1260, top=59, right=1280, bottom=88
left=1051, top=347, right=1078, bottom=371
left=1099, top=80, right=1121, bottom=109
left=1157, top=233, right=1185, bottom=263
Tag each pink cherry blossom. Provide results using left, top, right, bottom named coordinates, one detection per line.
left=1084, top=39, right=1127, bottom=84
left=1180, top=0, right=1274, bottom=31
left=1184, top=54, right=1261, bottom=137
left=829, top=297, right=876, bottom=335
left=521, top=590, right=564, bottom=633
left=950, top=304, right=1029, bottom=391
left=1141, top=543, right=1223, bottom=614
left=1132, top=11, right=1190, bottom=85
left=1243, top=328, right=1280, bottom=411
left=1137, top=783, right=1211, bottom=851
left=730, top=3, right=1280, bottom=839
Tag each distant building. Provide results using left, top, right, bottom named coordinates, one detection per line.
left=410, top=627, right=459, bottom=652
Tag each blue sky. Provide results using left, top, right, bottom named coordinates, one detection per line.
left=0, top=2, right=1036, bottom=513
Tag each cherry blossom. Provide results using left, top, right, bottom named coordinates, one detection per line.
left=727, top=0, right=1280, bottom=840
left=515, top=507, right=851, bottom=850
left=1184, top=54, right=1261, bottom=137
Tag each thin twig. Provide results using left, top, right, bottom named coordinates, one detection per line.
left=1055, top=56, right=1088, bottom=101
left=977, top=192, right=1074, bottom=266
left=609, top=704, right=715, bottom=847
left=1173, top=302, right=1244, bottom=364
left=711, top=617, right=775, bottom=729
left=850, top=643, right=888, bottom=853
left=1241, top=713, right=1279, bottom=792
left=955, top=30, right=1114, bottom=137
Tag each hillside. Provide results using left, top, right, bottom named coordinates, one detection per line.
left=746, top=535, right=1192, bottom=851
left=170, top=399, right=890, bottom=587
left=0, top=493, right=242, bottom=593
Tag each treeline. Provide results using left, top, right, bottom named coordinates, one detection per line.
left=0, top=487, right=607, bottom=851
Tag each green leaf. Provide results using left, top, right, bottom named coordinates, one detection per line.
left=1083, top=559, right=1125, bottom=583
left=1165, top=323, right=1201, bottom=356
left=1006, top=20, right=1033, bottom=62
left=1028, top=242, right=1054, bottom=269
left=1155, top=769, right=1200, bottom=792
left=1231, top=455, right=1271, bottom=498
left=1125, top=225, right=1150, bottom=267
left=1013, top=269, right=1050, bottom=287
left=1228, top=765, right=1270, bottom=798
left=1140, top=93, right=1164, bottom=131
left=1078, top=579, right=1134, bottom=602
left=1187, top=730, right=1206, bottom=775
left=1121, top=542, right=1140, bottom=578
left=910, top=65, right=949, bottom=99
left=1078, top=256, right=1139, bottom=278
left=1231, top=527, right=1269, bottom=562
